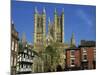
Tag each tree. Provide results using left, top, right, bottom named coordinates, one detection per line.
left=45, top=45, right=58, bottom=72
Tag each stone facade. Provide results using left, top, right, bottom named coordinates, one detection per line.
left=11, top=21, right=19, bottom=75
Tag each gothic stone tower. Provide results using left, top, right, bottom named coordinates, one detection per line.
left=47, top=8, right=64, bottom=44
left=45, top=8, right=66, bottom=71
left=34, top=7, right=46, bottom=53
left=54, top=8, right=64, bottom=43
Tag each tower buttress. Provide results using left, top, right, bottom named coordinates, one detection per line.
left=61, top=8, right=64, bottom=43
left=21, top=32, right=27, bottom=47
left=42, top=7, right=46, bottom=46
left=54, top=8, right=57, bottom=42
left=35, top=7, right=38, bottom=14
left=48, top=17, right=50, bottom=35
left=34, top=7, right=38, bottom=45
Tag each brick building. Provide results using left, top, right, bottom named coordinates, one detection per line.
left=65, top=47, right=81, bottom=70
left=65, top=34, right=96, bottom=71
left=79, top=40, right=96, bottom=70
left=65, top=33, right=81, bottom=70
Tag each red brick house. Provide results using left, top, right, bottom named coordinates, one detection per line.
left=65, top=33, right=96, bottom=70
left=79, top=40, right=96, bottom=70
left=65, top=47, right=81, bottom=70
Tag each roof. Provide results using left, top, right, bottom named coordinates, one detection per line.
left=79, top=40, right=96, bottom=47
left=65, top=46, right=80, bottom=51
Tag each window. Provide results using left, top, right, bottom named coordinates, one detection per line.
left=11, top=56, right=13, bottom=66
left=70, top=59, right=75, bottom=67
left=84, top=55, right=87, bottom=60
left=11, top=41, right=14, bottom=50
left=82, top=48, right=87, bottom=61
left=19, top=64, right=21, bottom=68
left=16, top=63, right=19, bottom=71
left=23, top=64, right=26, bottom=69
left=83, top=54, right=87, bottom=61
left=70, top=50, right=75, bottom=57
left=24, top=49, right=27, bottom=53
left=82, top=48, right=87, bottom=53
left=26, top=44, right=28, bottom=47
left=14, top=57, right=16, bottom=66
left=29, top=51, right=31, bottom=55
left=19, top=56, right=21, bottom=61
left=71, top=60, right=75, bottom=65
left=32, top=52, right=33, bottom=56
left=15, top=43, right=17, bottom=52
left=24, top=54, right=25, bottom=58
left=94, top=47, right=96, bottom=60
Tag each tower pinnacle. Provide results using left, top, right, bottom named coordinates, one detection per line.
left=62, top=8, right=64, bottom=13
left=43, top=7, right=46, bottom=13
left=54, top=8, right=57, bottom=14
left=70, top=32, right=76, bottom=47
left=48, top=17, right=50, bottom=24
left=35, top=7, right=38, bottom=13
left=48, top=17, right=51, bottom=35
left=21, top=32, right=27, bottom=47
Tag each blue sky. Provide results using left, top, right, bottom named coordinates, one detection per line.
left=11, top=1, right=96, bottom=46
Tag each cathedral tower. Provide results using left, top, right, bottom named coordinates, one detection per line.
left=34, top=7, right=46, bottom=52
left=54, top=8, right=64, bottom=43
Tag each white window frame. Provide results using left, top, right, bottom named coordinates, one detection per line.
left=82, top=48, right=87, bottom=53
left=70, top=58, right=75, bottom=67
left=94, top=47, right=96, bottom=60
left=70, top=50, right=75, bottom=58
left=82, top=54, right=87, bottom=61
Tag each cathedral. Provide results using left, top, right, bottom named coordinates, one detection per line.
left=33, top=7, right=68, bottom=72
left=33, top=7, right=64, bottom=51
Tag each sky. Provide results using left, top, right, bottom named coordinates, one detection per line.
left=11, top=1, right=96, bottom=46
